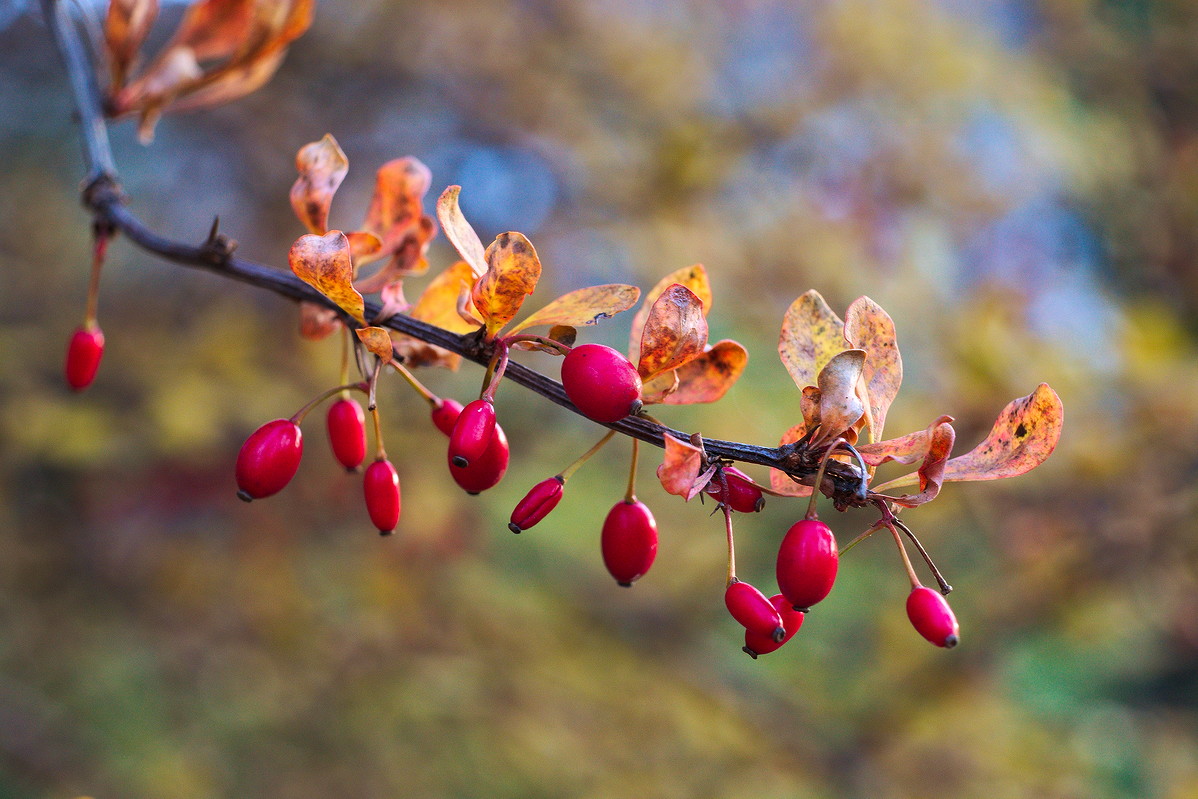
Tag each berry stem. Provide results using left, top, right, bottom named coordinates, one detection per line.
left=289, top=381, right=369, bottom=425
left=389, top=360, right=438, bottom=406
left=339, top=327, right=352, bottom=389
left=481, top=340, right=510, bottom=402
left=501, top=334, right=572, bottom=356
left=371, top=404, right=386, bottom=460
left=718, top=468, right=737, bottom=585
left=366, top=358, right=383, bottom=411
left=805, top=436, right=847, bottom=520
left=887, top=522, right=921, bottom=589
left=84, top=225, right=109, bottom=327
left=892, top=517, right=953, bottom=595
left=839, top=519, right=886, bottom=557
left=624, top=437, right=640, bottom=503
left=559, top=429, right=616, bottom=482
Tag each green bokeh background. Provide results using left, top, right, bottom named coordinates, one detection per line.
left=3, top=1, right=1198, bottom=797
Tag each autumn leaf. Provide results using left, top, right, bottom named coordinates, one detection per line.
left=801, top=386, right=822, bottom=432
left=436, top=186, right=487, bottom=279
left=288, top=231, right=364, bottom=324
left=656, top=435, right=711, bottom=500
left=298, top=301, right=340, bottom=341
left=812, top=349, right=866, bottom=446
left=770, top=423, right=814, bottom=497
left=858, top=415, right=955, bottom=468
left=779, top=290, right=847, bottom=391
left=290, top=134, right=348, bottom=235
left=942, top=383, right=1064, bottom=482
left=629, top=264, right=711, bottom=356
left=104, top=0, right=159, bottom=90
left=637, top=284, right=708, bottom=380
left=845, top=296, right=902, bottom=443
left=392, top=261, right=479, bottom=369
left=888, top=419, right=956, bottom=508
left=509, top=284, right=641, bottom=334
left=374, top=280, right=409, bottom=323
left=657, top=340, right=748, bottom=405
left=355, top=157, right=435, bottom=280
left=355, top=326, right=395, bottom=364
left=472, top=232, right=542, bottom=339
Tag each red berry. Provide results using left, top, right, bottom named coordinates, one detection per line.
left=448, top=423, right=509, bottom=494
left=601, top=499, right=657, bottom=586
left=431, top=398, right=464, bottom=436
left=743, top=594, right=805, bottom=658
left=561, top=343, right=643, bottom=423
left=776, top=519, right=839, bottom=611
left=724, top=579, right=785, bottom=641
left=65, top=324, right=105, bottom=391
left=906, top=586, right=960, bottom=648
left=705, top=467, right=765, bottom=513
left=449, top=399, right=496, bottom=467
left=326, top=397, right=367, bottom=471
left=235, top=419, right=303, bottom=501
left=509, top=476, right=565, bottom=533
left=364, top=458, right=401, bottom=535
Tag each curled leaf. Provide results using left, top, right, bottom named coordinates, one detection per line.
left=288, top=231, right=364, bottom=323
left=473, top=232, right=542, bottom=339
left=290, top=134, right=348, bottom=235
left=801, top=386, right=822, bottom=432
left=392, top=261, right=479, bottom=369
left=813, top=349, right=866, bottom=445
left=629, top=264, right=711, bottom=356
left=355, top=326, right=395, bottom=364
left=779, top=290, right=847, bottom=391
left=857, top=415, right=955, bottom=468
left=637, top=284, right=708, bottom=380
left=356, top=157, right=435, bottom=279
left=436, top=186, right=487, bottom=279
left=845, top=296, right=902, bottom=442
left=656, top=435, right=710, bottom=500
left=509, top=284, right=641, bottom=334
left=888, top=419, right=956, bottom=508
left=105, top=0, right=159, bottom=90
left=658, top=340, right=748, bottom=405
left=943, top=383, right=1064, bottom=482
left=769, top=423, right=814, bottom=497
left=374, top=280, right=409, bottom=323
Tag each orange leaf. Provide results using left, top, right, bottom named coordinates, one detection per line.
left=636, top=284, right=708, bottom=380
left=813, top=349, right=866, bottom=446
left=659, top=340, right=748, bottom=405
left=288, top=231, right=364, bottom=323
left=770, top=423, right=814, bottom=497
left=392, top=261, right=480, bottom=369
left=801, top=386, right=822, bottom=432
left=104, top=0, right=159, bottom=90
left=472, top=232, right=541, bottom=339
left=640, top=370, right=681, bottom=405
left=629, top=264, right=711, bottom=358
left=356, top=157, right=435, bottom=279
left=436, top=186, right=487, bottom=279
left=298, top=301, right=340, bottom=341
left=943, top=383, right=1064, bottom=482
left=355, top=326, right=395, bottom=364
left=656, top=435, right=710, bottom=500
left=346, top=231, right=383, bottom=264
left=509, top=284, right=641, bottom=334
left=888, top=419, right=956, bottom=508
left=845, top=296, right=902, bottom=443
left=857, top=415, right=955, bottom=468
left=289, top=134, right=348, bottom=235
left=778, top=289, right=847, bottom=391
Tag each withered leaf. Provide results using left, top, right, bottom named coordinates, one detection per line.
left=659, top=340, right=748, bottom=405
left=779, top=289, right=847, bottom=392
left=355, top=326, right=395, bottom=364
left=105, top=0, right=159, bottom=90
left=357, top=157, right=434, bottom=278
left=769, top=423, right=815, bottom=497
left=845, top=296, right=902, bottom=443
left=298, top=301, right=340, bottom=341
left=391, top=261, right=479, bottom=369
left=436, top=186, right=487, bottom=279
left=858, top=415, right=955, bottom=468
left=656, top=435, right=709, bottom=500
left=509, top=284, right=641, bottom=334
left=943, top=383, right=1064, bottom=482
left=290, top=134, right=348, bottom=235
left=888, top=419, right=956, bottom=508
left=288, top=231, right=364, bottom=323
left=473, top=232, right=542, bottom=339
left=637, top=284, right=708, bottom=380
left=629, top=264, right=711, bottom=357
left=813, top=349, right=866, bottom=445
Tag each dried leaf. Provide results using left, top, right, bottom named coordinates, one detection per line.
left=659, top=340, right=748, bottom=405
left=845, top=296, right=902, bottom=443
left=164, top=45, right=283, bottom=112
left=288, top=231, right=364, bottom=323
left=356, top=157, right=434, bottom=277
left=355, top=326, right=395, bottom=364
left=813, top=349, right=866, bottom=445
left=629, top=264, right=711, bottom=358
left=857, top=415, right=955, bottom=467
left=436, top=186, right=487, bottom=278
left=373, top=280, right=409, bottom=323
left=779, top=289, right=847, bottom=391
left=105, top=0, right=159, bottom=90
left=943, top=383, right=1064, bottom=482
left=355, top=217, right=435, bottom=290
left=641, top=369, right=681, bottom=405
left=637, top=284, right=708, bottom=380
left=801, top=386, right=822, bottom=432
left=298, top=301, right=340, bottom=341
left=889, top=419, right=956, bottom=508
left=656, top=435, right=709, bottom=500
left=391, top=261, right=479, bottom=369
left=548, top=325, right=577, bottom=347
left=290, top=134, right=348, bottom=235
left=509, top=284, right=641, bottom=334
left=346, top=231, right=383, bottom=264
left=769, top=423, right=814, bottom=497
left=472, top=232, right=541, bottom=339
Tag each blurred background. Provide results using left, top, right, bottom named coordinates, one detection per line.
left=2, top=0, right=1197, bottom=796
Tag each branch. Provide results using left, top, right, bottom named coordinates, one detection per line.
left=40, top=0, right=869, bottom=503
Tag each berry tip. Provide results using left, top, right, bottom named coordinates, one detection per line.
left=617, top=581, right=633, bottom=588
left=771, top=626, right=786, bottom=643
left=236, top=490, right=254, bottom=503
left=508, top=523, right=522, bottom=534
left=943, top=634, right=959, bottom=649
left=452, top=455, right=469, bottom=468
left=741, top=646, right=759, bottom=660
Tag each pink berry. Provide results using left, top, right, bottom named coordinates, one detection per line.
left=601, top=499, right=657, bottom=586
left=724, top=579, right=785, bottom=641
left=561, top=343, right=643, bottom=423
left=906, top=586, right=960, bottom=648
left=705, top=467, right=765, bottom=513
left=326, top=397, right=367, bottom=471
left=364, top=458, right=401, bottom=535
left=235, top=419, right=303, bottom=501
left=776, top=519, right=839, bottom=611
left=449, top=399, right=496, bottom=467
left=509, top=476, right=565, bottom=533
left=431, top=398, right=464, bottom=437
left=65, top=324, right=105, bottom=391
left=743, top=594, right=805, bottom=658
left=448, top=423, right=509, bottom=494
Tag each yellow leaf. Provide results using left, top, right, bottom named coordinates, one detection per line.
left=289, top=134, right=347, bottom=235
left=355, top=326, right=395, bottom=364
left=845, top=295, right=902, bottom=443
left=659, top=340, right=748, bottom=405
left=436, top=186, right=487, bottom=279
left=288, top=231, right=364, bottom=323
left=629, top=264, right=711, bottom=358
left=778, top=289, right=847, bottom=391
left=509, top=284, right=640, bottom=333
left=473, top=232, right=541, bottom=339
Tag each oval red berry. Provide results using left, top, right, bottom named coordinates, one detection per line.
left=235, top=419, right=303, bottom=501
left=561, top=343, right=643, bottom=423
left=509, top=476, right=565, bottom=533
left=326, top=397, right=367, bottom=471
left=431, top=398, right=464, bottom=437
left=601, top=499, right=657, bottom=586
left=906, top=586, right=960, bottom=648
left=743, top=594, right=805, bottom=658
left=448, top=423, right=509, bottom=494
left=776, top=518, right=839, bottom=611
left=65, top=325, right=105, bottom=391
left=705, top=467, right=765, bottom=513
left=449, top=399, right=496, bottom=467
left=364, top=458, right=401, bottom=534
left=724, top=580, right=785, bottom=640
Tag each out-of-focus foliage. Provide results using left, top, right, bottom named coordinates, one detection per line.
left=2, top=0, right=1198, bottom=797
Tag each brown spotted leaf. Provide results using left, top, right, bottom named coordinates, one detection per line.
left=801, top=386, right=822, bottom=432
left=769, top=423, right=814, bottom=497
left=813, top=349, right=866, bottom=445
left=656, top=435, right=710, bottom=500
left=355, top=326, right=395, bottom=364
left=640, top=369, right=681, bottom=405
left=779, top=290, right=847, bottom=391
left=509, top=284, right=641, bottom=334
left=637, top=284, right=708, bottom=380
left=436, top=186, right=487, bottom=278
left=105, top=0, right=159, bottom=90
left=298, top=301, right=340, bottom=341
left=629, top=264, right=711, bottom=357
left=356, top=157, right=434, bottom=277
left=288, top=231, right=364, bottom=323
left=845, top=295, right=902, bottom=442
left=290, top=134, right=348, bottom=235
left=943, top=383, right=1064, bottom=482
left=659, top=340, right=748, bottom=405
left=887, top=419, right=956, bottom=508
left=346, top=231, right=383, bottom=264
left=472, top=232, right=541, bottom=339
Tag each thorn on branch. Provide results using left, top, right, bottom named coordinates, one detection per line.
left=201, top=216, right=237, bottom=264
